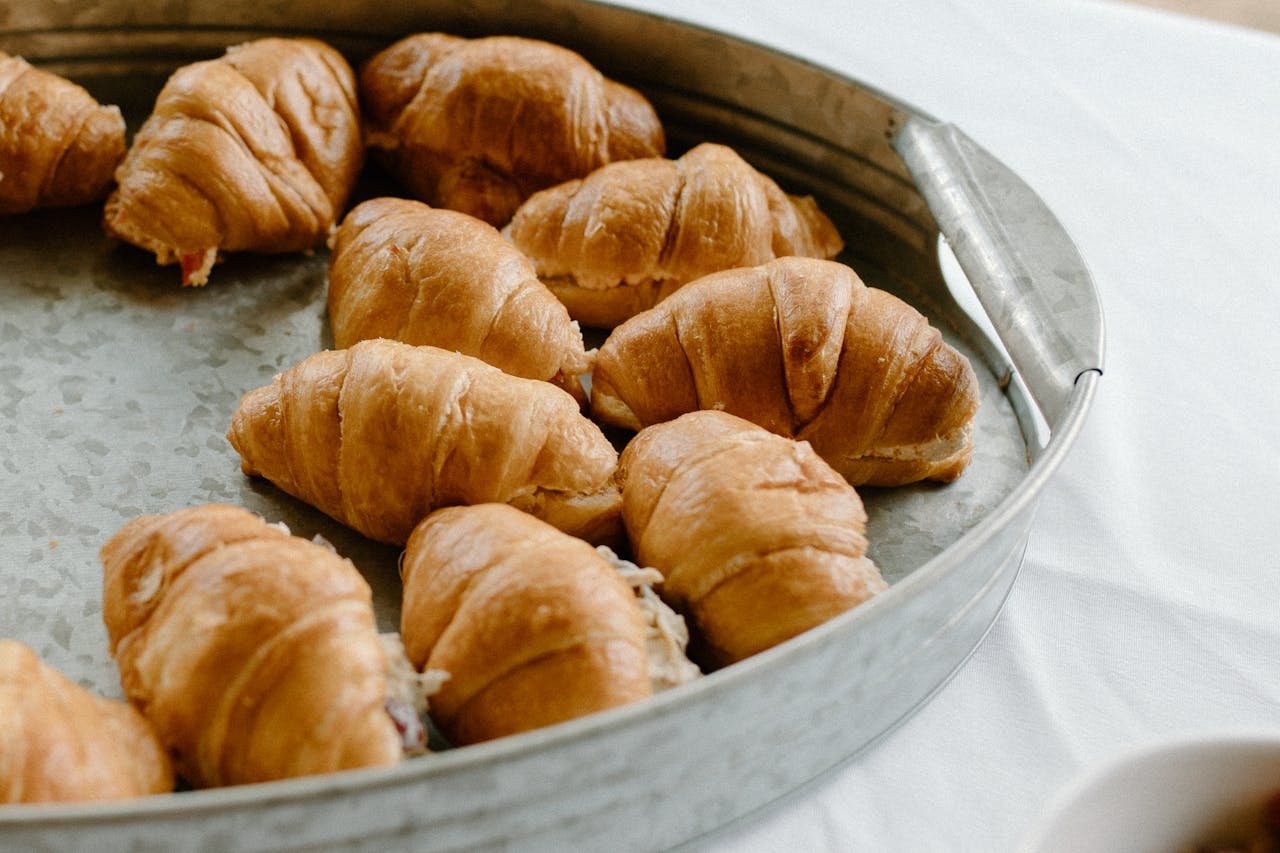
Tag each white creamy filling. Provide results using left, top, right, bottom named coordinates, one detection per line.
left=379, top=632, right=450, bottom=756
left=545, top=272, right=666, bottom=293
left=872, top=424, right=973, bottom=463
left=597, top=546, right=702, bottom=691
left=380, top=632, right=449, bottom=716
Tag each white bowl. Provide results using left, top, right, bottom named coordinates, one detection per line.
left=1020, top=732, right=1280, bottom=853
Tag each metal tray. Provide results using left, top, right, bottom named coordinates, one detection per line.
left=0, top=2, right=1104, bottom=850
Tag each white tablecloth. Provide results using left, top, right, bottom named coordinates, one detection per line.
left=608, top=1, right=1280, bottom=850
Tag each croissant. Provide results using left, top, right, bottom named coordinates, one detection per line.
left=0, top=51, right=126, bottom=214
left=400, top=503, right=697, bottom=745
left=0, top=639, right=172, bottom=803
left=593, top=256, right=981, bottom=486
left=504, top=142, right=843, bottom=327
left=328, top=197, right=592, bottom=400
left=617, top=410, right=887, bottom=668
left=227, top=339, right=622, bottom=546
left=100, top=504, right=421, bottom=788
left=103, top=38, right=362, bottom=285
left=360, top=33, right=664, bottom=227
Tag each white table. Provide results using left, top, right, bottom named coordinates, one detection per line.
left=606, top=1, right=1280, bottom=849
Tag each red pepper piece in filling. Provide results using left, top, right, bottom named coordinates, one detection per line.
left=179, top=249, right=216, bottom=286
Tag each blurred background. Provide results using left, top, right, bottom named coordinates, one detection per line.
left=1117, top=0, right=1279, bottom=32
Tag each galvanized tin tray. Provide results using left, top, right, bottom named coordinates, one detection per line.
left=0, top=1, right=1104, bottom=850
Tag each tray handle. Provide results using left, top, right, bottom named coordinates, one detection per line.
left=895, top=117, right=1105, bottom=428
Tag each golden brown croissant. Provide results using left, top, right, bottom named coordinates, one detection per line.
left=617, top=410, right=886, bottom=668
left=328, top=197, right=592, bottom=400
left=593, top=256, right=980, bottom=486
left=359, top=33, right=664, bottom=227
left=227, top=339, right=622, bottom=546
left=401, top=503, right=696, bottom=745
left=0, top=639, right=172, bottom=803
left=0, top=51, right=126, bottom=215
left=103, top=38, right=362, bottom=285
left=504, top=142, right=843, bottom=327
left=100, top=504, right=415, bottom=788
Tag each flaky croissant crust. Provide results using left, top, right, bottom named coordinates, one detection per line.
left=360, top=33, right=664, bottom=226
left=593, top=256, right=980, bottom=486
left=103, top=38, right=362, bottom=285
left=227, top=339, right=622, bottom=547
left=617, top=411, right=886, bottom=667
left=100, top=504, right=401, bottom=788
left=0, top=640, right=173, bottom=804
left=504, top=142, right=843, bottom=327
left=0, top=51, right=126, bottom=215
left=400, top=504, right=650, bottom=745
left=327, top=197, right=592, bottom=396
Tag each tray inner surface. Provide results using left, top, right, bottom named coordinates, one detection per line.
left=0, top=58, right=1028, bottom=713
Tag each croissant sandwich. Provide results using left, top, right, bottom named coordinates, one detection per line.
left=0, top=639, right=173, bottom=803
left=504, top=142, right=843, bottom=327
left=617, top=410, right=887, bottom=668
left=227, top=339, right=622, bottom=546
left=328, top=197, right=592, bottom=400
left=0, top=51, right=126, bottom=215
left=400, top=504, right=698, bottom=745
left=103, top=38, right=362, bottom=285
left=593, top=256, right=981, bottom=487
left=360, top=33, right=664, bottom=226
left=100, top=504, right=437, bottom=788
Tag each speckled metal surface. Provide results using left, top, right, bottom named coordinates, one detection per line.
left=0, top=203, right=1026, bottom=686
left=0, top=204, right=406, bottom=686
left=0, top=1, right=1100, bottom=850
